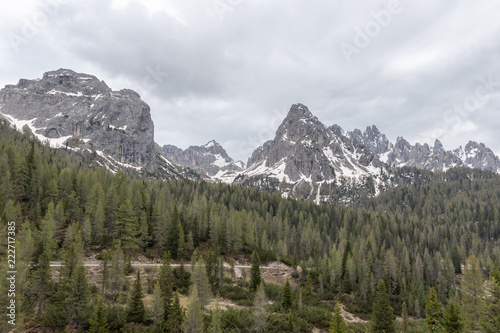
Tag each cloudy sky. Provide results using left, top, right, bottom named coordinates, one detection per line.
left=1, top=0, right=500, bottom=162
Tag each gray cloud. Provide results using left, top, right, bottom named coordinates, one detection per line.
left=1, top=0, right=499, bottom=161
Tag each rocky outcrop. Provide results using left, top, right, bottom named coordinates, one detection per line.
left=350, top=126, right=500, bottom=173
left=163, top=140, right=245, bottom=177
left=0, top=69, right=156, bottom=169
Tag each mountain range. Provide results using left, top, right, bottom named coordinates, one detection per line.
left=1, top=69, right=499, bottom=202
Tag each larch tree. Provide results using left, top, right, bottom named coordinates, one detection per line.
left=461, top=254, right=485, bottom=331
left=185, top=285, right=204, bottom=333
left=191, top=258, right=213, bottom=309
left=254, top=283, right=268, bottom=333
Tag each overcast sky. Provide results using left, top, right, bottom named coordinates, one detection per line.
left=1, top=0, right=499, bottom=162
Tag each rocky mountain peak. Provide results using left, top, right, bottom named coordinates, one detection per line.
left=433, top=139, right=444, bottom=154
left=0, top=69, right=156, bottom=170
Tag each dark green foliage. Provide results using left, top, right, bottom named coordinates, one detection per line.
left=167, top=292, right=184, bottom=332
left=425, top=287, right=442, bottom=331
left=127, top=269, right=145, bottom=324
left=282, top=279, right=293, bottom=310
left=442, top=301, right=462, bottom=333
left=371, top=280, right=395, bottom=333
left=66, top=265, right=91, bottom=328
left=31, top=251, right=53, bottom=314
left=330, top=300, right=347, bottom=333
left=250, top=250, right=262, bottom=292
left=89, top=296, right=110, bottom=333
left=158, top=253, right=173, bottom=323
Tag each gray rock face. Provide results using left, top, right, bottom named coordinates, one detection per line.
left=351, top=126, right=500, bottom=173
left=163, top=140, right=244, bottom=177
left=0, top=69, right=156, bottom=169
left=238, top=104, right=387, bottom=202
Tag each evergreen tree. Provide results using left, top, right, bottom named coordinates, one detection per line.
left=151, top=282, right=164, bottom=328
left=442, top=301, right=462, bottom=333
left=483, top=262, right=500, bottom=333
left=191, top=258, right=213, bottom=309
left=115, top=199, right=138, bottom=250
left=209, top=298, right=222, bottom=333
left=127, top=269, right=145, bottom=324
left=158, top=252, right=173, bottom=323
left=461, top=254, right=485, bottom=331
left=108, top=241, right=126, bottom=300
left=168, top=292, right=184, bottom=333
left=31, top=252, right=53, bottom=314
left=282, top=278, right=293, bottom=310
left=66, top=265, right=91, bottom=328
left=425, top=287, right=442, bottom=332
left=401, top=301, right=409, bottom=333
left=185, top=285, right=204, bottom=333
left=89, top=296, right=110, bottom=333
left=254, top=283, right=268, bottom=333
left=168, top=206, right=182, bottom=259
left=330, top=299, right=347, bottom=333
left=371, top=280, right=395, bottom=333
left=250, top=250, right=262, bottom=292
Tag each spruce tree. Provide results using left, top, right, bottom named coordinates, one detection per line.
left=66, top=265, right=91, bottom=328
left=330, top=299, right=347, bottom=333
left=483, top=262, right=500, bottom=333
left=442, top=301, right=462, bottom=333
left=168, top=206, right=182, bottom=259
left=168, top=292, right=184, bottom=333
left=282, top=278, right=293, bottom=310
left=31, top=252, right=53, bottom=315
left=250, top=250, right=261, bottom=292
left=158, top=252, right=173, bottom=323
left=115, top=199, right=138, bottom=250
left=126, top=269, right=145, bottom=324
left=425, top=287, right=442, bottom=332
left=371, top=280, right=395, bottom=333
left=88, top=296, right=110, bottom=333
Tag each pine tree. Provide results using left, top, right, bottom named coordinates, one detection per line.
left=127, top=269, right=145, bottom=324
left=254, top=283, right=268, bottom=333
left=371, top=280, right=395, bottom=333
left=185, top=285, right=204, bottom=333
left=425, top=287, right=442, bottom=332
left=330, top=299, right=347, bottom=333
left=442, top=301, right=462, bottom=333
left=107, top=241, right=126, bottom=300
left=168, top=292, right=184, bottom=333
left=38, top=201, right=57, bottom=259
left=282, top=278, right=293, bottom=310
left=88, top=296, right=110, bottom=333
left=250, top=250, right=261, bottom=292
